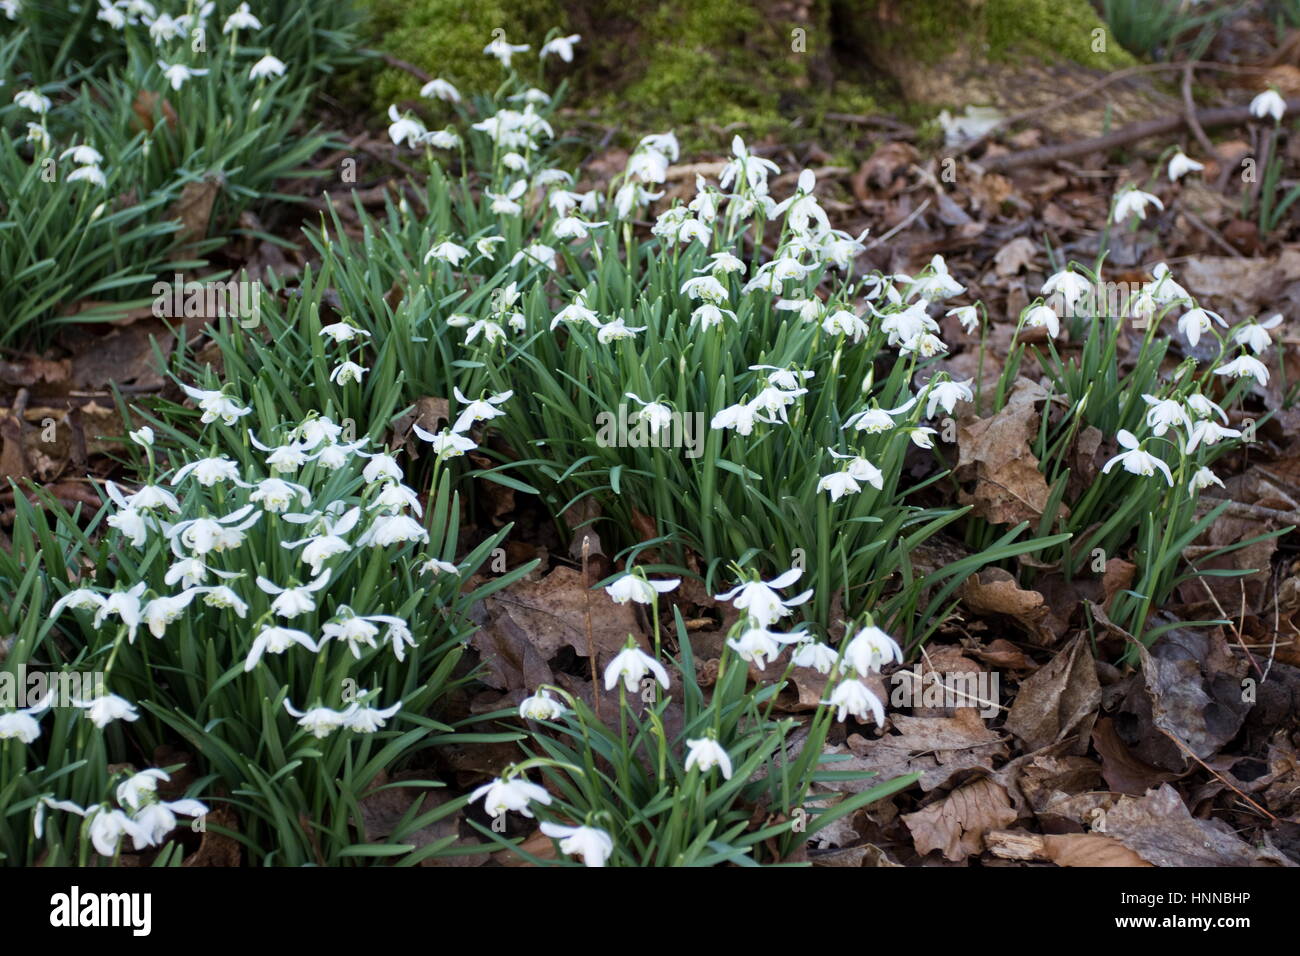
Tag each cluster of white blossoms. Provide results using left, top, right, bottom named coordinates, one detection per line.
left=36, top=768, right=207, bottom=858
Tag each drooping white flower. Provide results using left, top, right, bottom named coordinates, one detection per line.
left=1112, top=186, right=1164, bottom=223
left=116, top=769, right=170, bottom=811
left=1023, top=303, right=1060, bottom=338
left=1041, top=269, right=1092, bottom=314
left=605, top=572, right=679, bottom=605
left=947, top=305, right=980, bottom=334
left=132, top=798, right=208, bottom=846
left=603, top=645, right=671, bottom=693
left=73, top=693, right=140, bottom=729
left=343, top=698, right=402, bottom=733
left=257, top=571, right=331, bottom=619
left=715, top=567, right=812, bottom=629
left=1168, top=151, right=1204, bottom=181
left=1189, top=466, right=1223, bottom=493
left=824, top=679, right=885, bottom=725
left=684, top=737, right=734, bottom=779
left=283, top=700, right=348, bottom=738
left=1101, top=430, right=1173, bottom=485
left=792, top=640, right=838, bottom=674
left=425, top=240, right=471, bottom=266
left=87, top=807, right=149, bottom=857
left=0, top=693, right=52, bottom=743
left=222, top=2, right=261, bottom=33
left=843, top=625, right=903, bottom=676
left=1250, top=88, right=1287, bottom=123
left=1185, top=419, right=1241, bottom=453
left=1177, top=307, right=1227, bottom=348
left=451, top=387, right=512, bottom=433
left=319, top=321, right=371, bottom=344
left=539, top=33, right=582, bottom=62
left=157, top=61, right=208, bottom=91
left=1233, top=314, right=1283, bottom=354
left=142, top=591, right=199, bottom=639
left=329, top=360, right=367, bottom=386
left=249, top=55, right=287, bottom=80
left=519, top=689, right=566, bottom=721
left=1141, top=395, right=1190, bottom=436
left=910, top=254, right=965, bottom=301
left=386, top=105, right=426, bottom=148
left=923, top=378, right=974, bottom=419
left=726, top=625, right=807, bottom=669
left=1214, top=354, right=1269, bottom=386
left=484, top=34, right=531, bottom=67
left=179, top=384, right=252, bottom=426
left=539, top=822, right=612, bottom=867
left=1186, top=392, right=1228, bottom=423
left=92, top=582, right=148, bottom=641
left=419, top=78, right=461, bottom=103
left=356, top=513, right=429, bottom=548
left=14, top=89, right=52, bottom=114
left=60, top=144, right=104, bottom=165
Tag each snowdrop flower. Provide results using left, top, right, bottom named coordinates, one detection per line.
left=1023, top=303, right=1060, bottom=338
left=484, top=34, right=530, bottom=67
left=329, top=360, right=367, bottom=386
left=387, top=105, right=426, bottom=147
left=1041, top=270, right=1092, bottom=314
left=948, top=305, right=980, bottom=334
left=73, top=693, right=140, bottom=729
left=170, top=455, right=242, bottom=487
left=249, top=55, right=287, bottom=80
left=476, top=235, right=507, bottom=259
left=540, top=822, right=612, bottom=867
left=684, top=737, right=733, bottom=779
left=792, top=640, right=838, bottom=674
left=344, top=698, right=402, bottom=733
left=1250, top=88, right=1287, bottom=123
left=50, top=588, right=108, bottom=617
left=149, top=13, right=186, bottom=43
left=132, top=797, right=208, bottom=847
left=772, top=169, right=830, bottom=234
left=423, top=127, right=462, bottom=149
left=194, top=586, right=247, bottom=616
left=284, top=700, right=348, bottom=738
left=511, top=242, right=558, bottom=270
left=899, top=331, right=948, bottom=357
left=1141, top=395, right=1190, bottom=436
left=164, top=558, right=235, bottom=590
left=1185, top=418, right=1241, bottom=453
left=486, top=179, right=527, bottom=215
left=690, top=303, right=738, bottom=329
left=1186, top=392, right=1228, bottom=423
left=843, top=403, right=906, bottom=434
left=97, top=0, right=127, bottom=28
left=61, top=144, right=104, bottom=165
left=421, top=558, right=459, bottom=576
left=66, top=164, right=107, bottom=188
left=128, top=425, right=154, bottom=448
left=817, top=469, right=862, bottom=502
left=680, top=275, right=730, bottom=304
left=282, top=506, right=361, bottom=574
left=727, top=625, right=807, bottom=668
left=823, top=309, right=870, bottom=341
left=553, top=215, right=606, bottom=240
left=910, top=255, right=965, bottom=301
left=710, top=400, right=772, bottom=436
left=369, top=481, right=422, bottom=516
left=539, top=33, right=582, bottom=61
left=720, top=135, right=780, bottom=193
left=158, top=62, right=208, bottom=91
left=116, top=770, right=170, bottom=811
left=413, top=425, right=477, bottom=461
left=0, top=693, right=51, bottom=743
left=452, top=387, right=512, bottom=432
left=603, top=644, right=670, bottom=693
left=612, top=181, right=663, bottom=217
left=142, top=591, right=198, bottom=639
left=1147, top=263, right=1191, bottom=305
left=519, top=689, right=566, bottom=721
left=167, top=506, right=261, bottom=557
left=1168, top=151, right=1204, bottom=181
left=715, top=567, right=812, bottom=629
left=1102, top=430, right=1173, bottom=485
left=465, top=319, right=505, bottom=344
left=470, top=775, right=551, bottom=818
left=879, top=301, right=938, bottom=347
left=248, top=477, right=311, bottom=513
left=1112, top=186, right=1164, bottom=223
left=426, top=240, right=470, bottom=266
left=87, top=807, right=149, bottom=857
left=550, top=292, right=601, bottom=331
left=843, top=625, right=903, bottom=676
left=1177, top=307, right=1227, bottom=348
left=356, top=513, right=428, bottom=548
left=1234, top=314, right=1283, bottom=354
left=605, top=571, right=680, bottom=604
left=1214, top=354, right=1269, bottom=385
left=14, top=89, right=51, bottom=113
left=179, top=384, right=252, bottom=426
left=319, top=321, right=370, bottom=344
left=92, top=583, right=147, bottom=641
left=922, top=377, right=973, bottom=419
left=222, top=2, right=261, bottom=32
left=825, top=679, right=886, bottom=725
left=419, top=78, right=461, bottom=102
left=257, top=571, right=331, bottom=619
left=597, top=316, right=647, bottom=344
left=1189, top=466, right=1223, bottom=493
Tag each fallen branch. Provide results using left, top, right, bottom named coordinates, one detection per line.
left=977, top=97, right=1300, bottom=173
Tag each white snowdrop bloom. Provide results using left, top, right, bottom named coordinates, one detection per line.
left=792, top=640, right=839, bottom=674
left=1177, top=307, right=1227, bottom=348
left=87, top=807, right=149, bottom=857
left=476, top=235, right=507, bottom=258
left=1102, top=430, right=1173, bottom=485
left=249, top=55, right=287, bottom=80
left=50, top=588, right=107, bottom=617
left=1185, top=419, right=1241, bottom=453
left=900, top=331, right=948, bottom=358
left=548, top=190, right=583, bottom=217
left=727, top=625, right=807, bottom=669
left=1189, top=466, right=1224, bottom=493
left=421, top=558, right=459, bottom=575
left=1111, top=186, right=1164, bottom=223
left=843, top=405, right=902, bottom=434
left=534, top=169, right=573, bottom=188
left=613, top=181, right=663, bottom=217
left=0, top=693, right=52, bottom=743
left=772, top=168, right=830, bottom=233
left=1168, top=151, right=1204, bottom=181
left=775, top=297, right=825, bottom=323
left=329, top=360, right=367, bottom=386
left=830, top=450, right=884, bottom=489
left=116, top=769, right=170, bottom=811
left=92, top=583, right=147, bottom=641
left=752, top=365, right=814, bottom=391
left=550, top=291, right=601, bottom=330
left=539, top=822, right=612, bottom=867
left=818, top=226, right=870, bottom=271
left=910, top=255, right=965, bottom=301
left=510, top=242, right=558, bottom=270
left=1147, top=262, right=1190, bottom=305
left=605, top=572, right=679, bottom=605
left=684, top=738, right=734, bottom=779
left=470, top=776, right=551, bottom=818
left=501, top=151, right=529, bottom=173
left=1141, top=395, right=1190, bottom=436
left=73, top=693, right=140, bottom=729
left=170, top=455, right=244, bottom=486
left=386, top=105, right=426, bottom=147
left=625, top=393, right=675, bottom=433
left=423, top=127, right=462, bottom=149
left=519, top=689, right=566, bottom=721
left=627, top=147, right=670, bottom=184
left=452, top=387, right=512, bottom=433
left=97, top=0, right=127, bottom=29
left=369, top=481, right=423, bottom=517
left=1214, top=354, right=1269, bottom=386
left=1186, top=392, right=1228, bottom=423
left=825, top=679, right=886, bottom=725
left=319, top=321, right=370, bottom=344
left=112, top=482, right=179, bottom=514
left=194, top=586, right=247, bottom=616
left=250, top=432, right=311, bottom=473
left=1233, top=314, right=1283, bottom=354
left=818, top=469, right=862, bottom=502
left=356, top=513, right=429, bottom=547
left=923, top=378, right=974, bottom=420
left=680, top=274, right=730, bottom=304
left=948, top=305, right=980, bottom=334
left=149, top=13, right=186, bottom=43
left=14, top=89, right=51, bottom=113
left=603, top=645, right=671, bottom=693
left=715, top=567, right=813, bottom=629
left=26, top=123, right=52, bottom=151
left=879, top=301, right=938, bottom=347
left=484, top=34, right=530, bottom=67
left=843, top=625, right=903, bottom=676
left=313, top=438, right=368, bottom=470
left=179, top=384, right=252, bottom=426
left=1023, top=303, right=1060, bottom=338
left=710, top=400, right=772, bottom=436
left=690, top=303, right=738, bottom=329
left=157, top=62, right=208, bottom=91
left=719, top=134, right=780, bottom=192
left=1250, top=88, right=1287, bottom=123
left=222, top=2, right=261, bottom=32
left=60, top=144, right=104, bottom=165
left=132, top=797, right=208, bottom=847
left=539, top=33, right=582, bottom=61
left=379, top=618, right=416, bottom=661
left=106, top=505, right=150, bottom=547
left=412, top=425, right=477, bottom=461
left=704, top=251, right=747, bottom=276
left=167, top=506, right=261, bottom=557
left=360, top=452, right=404, bottom=484
left=66, top=164, right=107, bottom=188
left=486, top=179, right=526, bottom=215
left=419, top=77, right=461, bottom=102
left=425, top=240, right=471, bottom=265
left=257, top=571, right=331, bottom=619
left=597, top=316, right=646, bottom=344
left=553, top=215, right=606, bottom=240
left=249, top=477, right=311, bottom=513
left=283, top=700, right=348, bottom=738
left=1041, top=269, right=1092, bottom=314
left=344, top=699, right=402, bottom=733
left=164, top=558, right=236, bottom=589
left=142, top=591, right=199, bottom=639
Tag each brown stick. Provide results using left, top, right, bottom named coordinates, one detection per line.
left=978, top=98, right=1300, bottom=173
